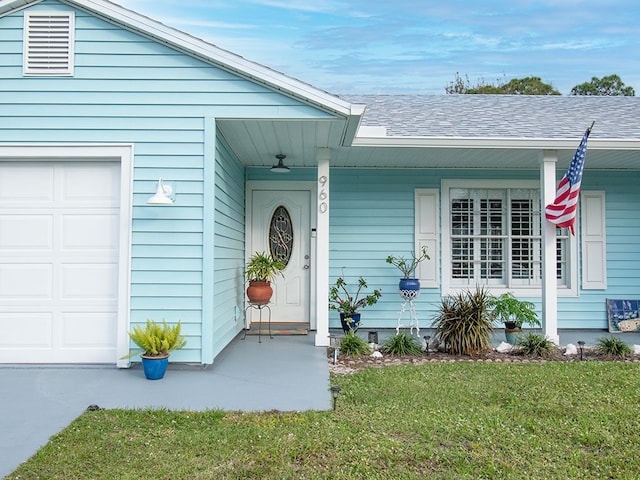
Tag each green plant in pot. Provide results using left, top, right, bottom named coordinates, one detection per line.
left=386, top=246, right=429, bottom=300
left=120, top=319, right=186, bottom=380
left=489, top=292, right=540, bottom=344
left=244, top=251, right=285, bottom=304
left=329, top=276, right=382, bottom=333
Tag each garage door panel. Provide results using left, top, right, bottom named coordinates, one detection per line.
left=0, top=215, right=53, bottom=249
left=62, top=163, right=120, bottom=203
left=61, top=263, right=118, bottom=299
left=0, top=164, right=54, bottom=202
left=0, top=264, right=53, bottom=299
left=62, top=312, right=117, bottom=347
left=62, top=214, right=118, bottom=250
left=0, top=312, right=53, bottom=348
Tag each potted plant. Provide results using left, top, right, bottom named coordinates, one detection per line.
left=244, top=251, right=285, bottom=304
left=386, top=246, right=430, bottom=299
left=120, top=319, right=186, bottom=380
left=489, top=292, right=541, bottom=344
left=329, top=276, right=382, bottom=332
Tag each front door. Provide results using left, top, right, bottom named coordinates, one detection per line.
left=249, top=188, right=311, bottom=324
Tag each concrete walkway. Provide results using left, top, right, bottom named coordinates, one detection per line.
left=0, top=333, right=330, bottom=478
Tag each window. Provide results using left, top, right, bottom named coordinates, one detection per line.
left=443, top=180, right=575, bottom=294
left=23, top=12, right=75, bottom=76
left=269, top=205, right=293, bottom=267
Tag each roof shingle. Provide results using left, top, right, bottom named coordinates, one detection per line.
left=341, top=94, right=640, bottom=139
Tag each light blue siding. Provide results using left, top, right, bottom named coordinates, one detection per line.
left=251, top=167, right=640, bottom=332
left=210, top=132, right=246, bottom=360
left=0, top=0, right=331, bottom=363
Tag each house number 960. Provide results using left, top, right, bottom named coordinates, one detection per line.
left=318, top=175, right=328, bottom=214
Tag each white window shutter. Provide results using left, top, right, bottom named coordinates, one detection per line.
left=23, top=12, right=75, bottom=76
left=581, top=191, right=607, bottom=289
left=415, top=189, right=439, bottom=287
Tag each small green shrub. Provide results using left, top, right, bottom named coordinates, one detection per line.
left=382, top=333, right=423, bottom=355
left=339, top=331, right=371, bottom=357
left=596, top=336, right=633, bottom=357
left=432, top=286, right=495, bottom=355
left=516, top=332, right=555, bottom=357
left=121, top=319, right=186, bottom=359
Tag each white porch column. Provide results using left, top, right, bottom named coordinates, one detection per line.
left=541, top=149, right=559, bottom=344
left=315, top=148, right=331, bottom=347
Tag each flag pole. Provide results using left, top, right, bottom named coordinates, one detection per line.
left=588, top=120, right=596, bottom=134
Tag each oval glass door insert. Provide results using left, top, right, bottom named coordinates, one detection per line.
left=269, top=205, right=293, bottom=267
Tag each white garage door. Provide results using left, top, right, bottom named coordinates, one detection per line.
left=0, top=161, right=120, bottom=363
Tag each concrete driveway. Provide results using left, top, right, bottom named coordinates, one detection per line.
left=0, top=334, right=330, bottom=477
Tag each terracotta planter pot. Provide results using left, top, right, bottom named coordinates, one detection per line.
left=246, top=281, right=273, bottom=304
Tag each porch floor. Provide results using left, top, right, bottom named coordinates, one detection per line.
left=0, top=333, right=329, bottom=478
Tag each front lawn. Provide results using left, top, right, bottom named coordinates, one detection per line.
left=9, top=361, right=640, bottom=479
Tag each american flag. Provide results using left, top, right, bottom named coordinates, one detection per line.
left=544, top=125, right=593, bottom=235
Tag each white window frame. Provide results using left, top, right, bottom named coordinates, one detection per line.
left=441, top=179, right=577, bottom=297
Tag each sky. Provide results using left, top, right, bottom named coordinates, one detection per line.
left=119, top=0, right=640, bottom=95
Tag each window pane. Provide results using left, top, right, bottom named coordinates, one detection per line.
left=447, top=185, right=564, bottom=289
left=269, top=205, right=293, bottom=267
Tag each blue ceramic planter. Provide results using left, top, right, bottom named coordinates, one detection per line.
left=398, top=278, right=421, bottom=300
left=141, top=355, right=169, bottom=380
left=339, top=313, right=361, bottom=333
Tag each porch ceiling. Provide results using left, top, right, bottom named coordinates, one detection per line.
left=218, top=119, right=640, bottom=171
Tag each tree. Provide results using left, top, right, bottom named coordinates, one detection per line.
left=570, top=74, right=635, bottom=96
left=446, top=73, right=560, bottom=95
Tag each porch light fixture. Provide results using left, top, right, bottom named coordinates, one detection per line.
left=577, top=340, right=585, bottom=361
left=146, top=178, right=174, bottom=205
left=330, top=386, right=341, bottom=411
left=270, top=153, right=290, bottom=173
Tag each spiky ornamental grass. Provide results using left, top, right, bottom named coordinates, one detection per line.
left=338, top=330, right=371, bottom=357
left=516, top=332, right=556, bottom=357
left=432, top=286, right=496, bottom=355
left=596, top=336, right=633, bottom=357
left=382, top=332, right=423, bottom=355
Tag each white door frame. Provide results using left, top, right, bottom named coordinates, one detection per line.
left=0, top=144, right=133, bottom=366
left=245, top=181, right=317, bottom=329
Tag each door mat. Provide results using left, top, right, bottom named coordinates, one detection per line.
left=244, top=322, right=309, bottom=336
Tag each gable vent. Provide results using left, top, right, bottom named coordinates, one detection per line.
left=23, top=12, right=75, bottom=75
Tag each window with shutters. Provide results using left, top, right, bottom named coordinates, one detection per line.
left=23, top=12, right=75, bottom=76
left=441, top=180, right=577, bottom=295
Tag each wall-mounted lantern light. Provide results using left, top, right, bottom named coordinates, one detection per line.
left=146, top=178, right=174, bottom=205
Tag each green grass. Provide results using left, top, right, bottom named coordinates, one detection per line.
left=9, top=362, right=640, bottom=479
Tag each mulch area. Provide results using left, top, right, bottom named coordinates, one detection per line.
left=328, top=347, right=640, bottom=375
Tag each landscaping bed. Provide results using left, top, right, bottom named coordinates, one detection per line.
left=329, top=344, right=640, bottom=374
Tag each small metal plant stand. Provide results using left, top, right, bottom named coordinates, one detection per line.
left=242, top=302, right=272, bottom=343
left=396, top=289, right=420, bottom=335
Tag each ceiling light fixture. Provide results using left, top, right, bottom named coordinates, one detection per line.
left=270, top=153, right=290, bottom=173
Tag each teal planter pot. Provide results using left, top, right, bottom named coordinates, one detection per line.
left=141, top=355, right=169, bottom=380
left=505, top=328, right=523, bottom=345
